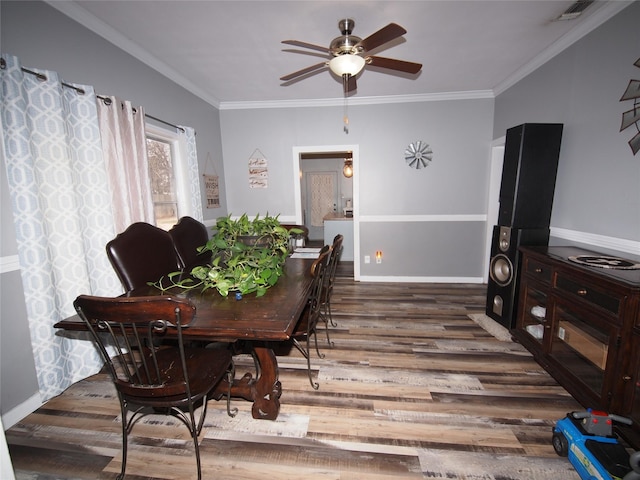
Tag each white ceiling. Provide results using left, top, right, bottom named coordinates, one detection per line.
left=50, top=1, right=630, bottom=108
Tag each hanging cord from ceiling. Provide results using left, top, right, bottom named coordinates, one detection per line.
left=342, top=74, right=350, bottom=134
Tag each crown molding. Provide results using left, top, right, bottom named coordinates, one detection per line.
left=43, top=0, right=491, bottom=111
left=48, top=1, right=490, bottom=111
left=494, top=1, right=633, bottom=96
left=48, top=1, right=630, bottom=111
left=45, top=0, right=222, bottom=108
left=218, top=90, right=494, bottom=111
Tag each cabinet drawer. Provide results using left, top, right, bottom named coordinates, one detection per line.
left=524, top=257, right=553, bottom=283
left=555, top=274, right=622, bottom=316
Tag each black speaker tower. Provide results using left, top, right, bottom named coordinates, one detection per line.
left=486, top=123, right=563, bottom=329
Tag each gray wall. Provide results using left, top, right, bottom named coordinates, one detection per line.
left=494, top=1, right=640, bottom=248
left=0, top=1, right=225, bottom=420
left=0, top=151, right=35, bottom=413
left=220, top=98, right=495, bottom=278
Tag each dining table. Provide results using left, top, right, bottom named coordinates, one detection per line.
left=55, top=256, right=315, bottom=420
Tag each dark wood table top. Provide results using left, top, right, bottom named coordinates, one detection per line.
left=55, top=257, right=315, bottom=342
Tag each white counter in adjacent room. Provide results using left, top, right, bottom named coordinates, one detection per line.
left=323, top=213, right=353, bottom=261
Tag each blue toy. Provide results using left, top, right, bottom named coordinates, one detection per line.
left=552, top=409, right=640, bottom=480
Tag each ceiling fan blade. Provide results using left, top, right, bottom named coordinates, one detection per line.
left=356, top=23, right=406, bottom=53
left=282, top=40, right=329, bottom=54
left=367, top=56, right=422, bottom=74
left=280, top=62, right=327, bottom=82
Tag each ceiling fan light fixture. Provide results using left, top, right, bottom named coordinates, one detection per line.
left=329, top=55, right=365, bottom=77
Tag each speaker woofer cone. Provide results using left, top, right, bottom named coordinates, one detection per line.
left=489, top=254, right=513, bottom=286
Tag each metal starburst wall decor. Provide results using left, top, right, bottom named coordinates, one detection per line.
left=620, top=57, right=640, bottom=155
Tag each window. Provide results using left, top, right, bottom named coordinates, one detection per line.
left=146, top=124, right=190, bottom=230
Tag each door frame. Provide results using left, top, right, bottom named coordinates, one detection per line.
left=292, top=144, right=359, bottom=279
left=483, top=136, right=506, bottom=283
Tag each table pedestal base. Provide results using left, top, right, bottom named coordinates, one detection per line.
left=217, top=344, right=282, bottom=420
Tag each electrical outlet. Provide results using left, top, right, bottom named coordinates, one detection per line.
left=364, top=255, right=370, bottom=264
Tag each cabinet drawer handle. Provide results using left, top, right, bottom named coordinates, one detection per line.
left=622, top=375, right=631, bottom=381
left=534, top=268, right=543, bottom=273
left=576, top=288, right=587, bottom=296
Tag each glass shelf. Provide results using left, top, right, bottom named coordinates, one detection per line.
left=549, top=304, right=610, bottom=395
left=520, top=285, right=547, bottom=344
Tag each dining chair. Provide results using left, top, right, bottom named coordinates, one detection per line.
left=168, top=216, right=212, bottom=271
left=73, top=294, right=236, bottom=480
left=106, top=222, right=181, bottom=292
left=291, top=245, right=331, bottom=389
left=322, top=234, right=343, bottom=332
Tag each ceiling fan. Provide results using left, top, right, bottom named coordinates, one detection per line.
left=280, top=19, right=422, bottom=95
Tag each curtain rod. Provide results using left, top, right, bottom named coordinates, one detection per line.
left=95, top=95, right=185, bottom=133
left=1, top=59, right=81, bottom=94
left=144, top=114, right=186, bottom=133
left=17, top=66, right=89, bottom=96
left=9, top=63, right=186, bottom=134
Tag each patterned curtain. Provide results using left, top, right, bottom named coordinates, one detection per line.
left=179, top=126, right=204, bottom=222
left=97, top=96, right=155, bottom=233
left=1, top=54, right=121, bottom=401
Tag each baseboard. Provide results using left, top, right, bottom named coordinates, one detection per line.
left=359, top=276, right=484, bottom=283
left=2, top=392, right=42, bottom=429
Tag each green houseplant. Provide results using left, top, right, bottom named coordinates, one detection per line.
left=154, top=214, right=300, bottom=297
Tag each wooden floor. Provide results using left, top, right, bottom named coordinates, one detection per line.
left=6, top=275, right=584, bottom=479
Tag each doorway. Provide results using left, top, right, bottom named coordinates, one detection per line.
left=292, top=145, right=359, bottom=278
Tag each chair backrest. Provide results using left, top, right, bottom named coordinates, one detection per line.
left=106, top=222, right=181, bottom=292
left=168, top=216, right=212, bottom=271
left=73, top=295, right=196, bottom=398
left=326, top=234, right=344, bottom=289
left=307, top=246, right=331, bottom=325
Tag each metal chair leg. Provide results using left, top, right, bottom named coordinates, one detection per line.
left=307, top=336, right=320, bottom=390
left=292, top=338, right=319, bottom=390
left=226, top=365, right=238, bottom=417
left=312, top=328, right=325, bottom=359
left=321, top=312, right=334, bottom=347
left=327, top=298, right=337, bottom=327
left=117, top=401, right=128, bottom=480
left=187, top=403, right=203, bottom=480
